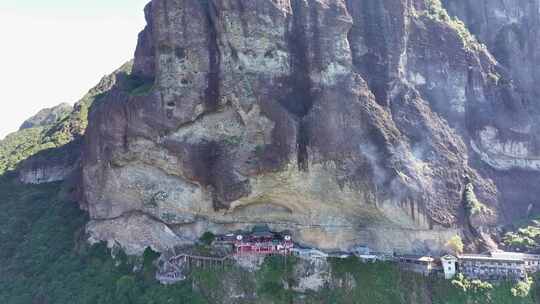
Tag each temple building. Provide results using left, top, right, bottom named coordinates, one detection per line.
left=217, top=225, right=294, bottom=256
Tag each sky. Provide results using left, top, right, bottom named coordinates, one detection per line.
left=0, top=0, right=149, bottom=139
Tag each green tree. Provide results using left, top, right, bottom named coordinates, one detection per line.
left=446, top=235, right=464, bottom=255
left=511, top=277, right=533, bottom=298
left=115, top=275, right=139, bottom=304
left=199, top=232, right=216, bottom=246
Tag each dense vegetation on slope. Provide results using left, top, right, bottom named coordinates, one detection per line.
left=0, top=106, right=81, bottom=175
left=0, top=127, right=51, bottom=174
left=0, top=173, right=207, bottom=304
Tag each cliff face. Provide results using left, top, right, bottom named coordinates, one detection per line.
left=443, top=0, right=540, bottom=223
left=82, top=0, right=540, bottom=254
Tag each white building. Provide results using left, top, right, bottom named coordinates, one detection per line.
left=397, top=255, right=438, bottom=276
left=458, top=251, right=527, bottom=281
left=441, top=255, right=457, bottom=279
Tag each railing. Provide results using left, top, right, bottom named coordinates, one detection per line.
left=157, top=253, right=235, bottom=284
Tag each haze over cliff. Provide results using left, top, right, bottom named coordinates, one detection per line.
left=5, top=0, right=540, bottom=257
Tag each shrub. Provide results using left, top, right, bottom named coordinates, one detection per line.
left=125, top=74, right=154, bottom=96
left=463, top=183, right=492, bottom=215
left=130, top=82, right=154, bottom=96
left=503, top=221, right=540, bottom=250
left=115, top=275, right=139, bottom=304
left=223, top=136, right=242, bottom=146
left=512, top=277, right=533, bottom=298
left=256, top=256, right=298, bottom=303
left=199, top=232, right=216, bottom=246
left=423, top=0, right=484, bottom=52
left=445, top=235, right=464, bottom=255
left=451, top=273, right=493, bottom=299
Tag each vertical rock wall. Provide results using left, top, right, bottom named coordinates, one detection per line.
left=81, top=0, right=540, bottom=255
